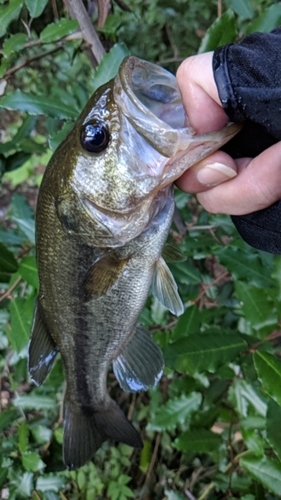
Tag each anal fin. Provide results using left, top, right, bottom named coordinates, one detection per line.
left=28, top=301, right=58, bottom=386
left=113, top=325, right=164, bottom=392
left=152, top=257, right=184, bottom=316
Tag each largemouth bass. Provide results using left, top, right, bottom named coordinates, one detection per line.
left=29, top=56, right=239, bottom=469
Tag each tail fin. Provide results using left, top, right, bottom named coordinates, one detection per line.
left=63, top=396, right=142, bottom=470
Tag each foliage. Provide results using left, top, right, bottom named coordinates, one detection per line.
left=1, top=0, right=281, bottom=499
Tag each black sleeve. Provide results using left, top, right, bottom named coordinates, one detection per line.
left=212, top=28, right=281, bottom=254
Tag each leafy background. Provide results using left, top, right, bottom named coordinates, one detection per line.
left=1, top=0, right=281, bottom=499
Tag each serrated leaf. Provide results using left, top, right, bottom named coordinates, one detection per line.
left=199, top=9, right=238, bottom=54
left=235, top=282, right=277, bottom=331
left=3, top=33, right=27, bottom=58
left=13, top=394, right=56, bottom=410
left=174, top=429, right=221, bottom=453
left=18, top=256, right=38, bottom=289
left=0, top=0, right=23, bottom=37
left=240, top=455, right=281, bottom=496
left=0, top=90, right=79, bottom=119
left=266, top=399, right=281, bottom=462
left=148, top=393, right=202, bottom=432
left=22, top=451, right=45, bottom=471
left=92, top=43, right=130, bottom=92
left=246, top=4, right=281, bottom=34
left=40, top=19, right=78, bottom=43
left=25, top=0, right=48, bottom=18
left=228, top=379, right=267, bottom=418
left=254, top=351, right=281, bottom=406
left=164, top=333, right=246, bottom=374
left=36, top=475, right=66, bottom=492
left=0, top=242, right=18, bottom=273
left=8, top=296, right=34, bottom=352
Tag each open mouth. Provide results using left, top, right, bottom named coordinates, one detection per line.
left=118, top=56, right=185, bottom=130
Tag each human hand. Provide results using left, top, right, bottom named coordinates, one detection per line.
left=176, top=52, right=281, bottom=215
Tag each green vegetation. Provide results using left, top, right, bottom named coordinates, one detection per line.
left=1, top=0, right=281, bottom=498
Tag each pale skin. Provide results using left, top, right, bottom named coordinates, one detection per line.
left=176, top=51, right=281, bottom=215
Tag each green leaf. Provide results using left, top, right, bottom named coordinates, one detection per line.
left=22, top=451, right=45, bottom=471
left=8, top=296, right=34, bottom=352
left=266, top=399, right=281, bottom=462
left=40, top=19, right=79, bottom=43
left=0, top=408, right=19, bottom=432
left=3, top=33, right=28, bottom=58
left=11, top=217, right=35, bottom=244
left=148, top=393, right=202, bottom=432
left=18, top=256, right=38, bottom=289
left=254, top=351, right=281, bottom=406
left=235, top=282, right=277, bottom=331
left=198, top=9, right=238, bottom=54
left=0, top=90, right=79, bottom=119
left=169, top=260, right=201, bottom=285
left=31, top=424, right=52, bottom=445
left=25, top=0, right=48, bottom=18
left=165, top=491, right=187, bottom=500
left=240, top=454, right=281, bottom=496
left=92, top=43, right=130, bottom=92
left=36, top=475, right=66, bottom=492
left=0, top=0, right=23, bottom=37
left=163, top=333, right=246, bottom=374
left=226, top=0, right=254, bottom=20
left=228, top=379, right=267, bottom=418
left=246, top=4, right=281, bottom=34
left=0, top=242, right=18, bottom=273
left=217, top=247, right=274, bottom=287
left=171, top=305, right=201, bottom=341
left=13, top=394, right=56, bottom=410
left=175, top=429, right=221, bottom=453
left=18, top=420, right=29, bottom=453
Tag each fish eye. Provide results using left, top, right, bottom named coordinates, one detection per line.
left=80, top=121, right=110, bottom=153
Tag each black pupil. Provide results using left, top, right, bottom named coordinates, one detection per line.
left=80, top=122, right=110, bottom=153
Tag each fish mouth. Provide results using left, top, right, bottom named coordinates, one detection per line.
left=115, top=56, right=241, bottom=162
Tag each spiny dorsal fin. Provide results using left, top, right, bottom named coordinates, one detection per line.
left=151, top=257, right=184, bottom=316
left=28, top=301, right=58, bottom=386
left=162, top=244, right=187, bottom=263
left=82, top=252, right=130, bottom=300
left=113, top=325, right=164, bottom=392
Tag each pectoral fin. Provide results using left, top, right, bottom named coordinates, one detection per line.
left=28, top=301, right=58, bottom=386
left=82, top=252, right=130, bottom=300
left=152, top=257, right=184, bottom=316
left=113, top=325, right=164, bottom=392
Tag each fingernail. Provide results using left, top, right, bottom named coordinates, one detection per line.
left=197, top=162, right=237, bottom=186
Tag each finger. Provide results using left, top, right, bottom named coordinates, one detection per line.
left=175, top=151, right=237, bottom=193
left=196, top=141, right=281, bottom=215
left=176, top=53, right=229, bottom=133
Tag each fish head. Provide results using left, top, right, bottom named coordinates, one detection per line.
left=53, top=56, right=240, bottom=247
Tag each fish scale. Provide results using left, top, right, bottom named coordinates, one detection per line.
left=28, top=56, right=241, bottom=469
